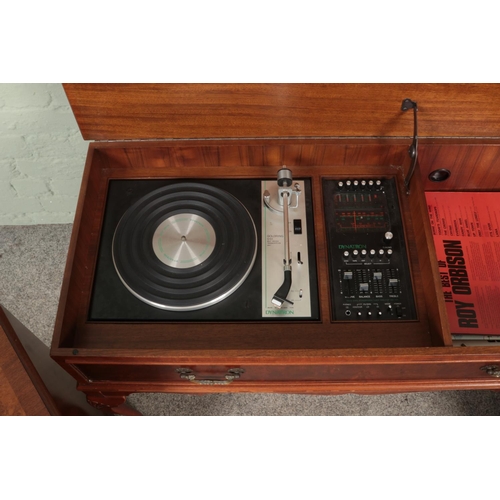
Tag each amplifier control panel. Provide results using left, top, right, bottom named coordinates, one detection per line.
left=323, top=178, right=417, bottom=321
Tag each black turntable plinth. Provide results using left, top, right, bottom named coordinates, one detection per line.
left=90, top=177, right=319, bottom=322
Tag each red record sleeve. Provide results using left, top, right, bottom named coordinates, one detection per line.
left=426, top=192, right=500, bottom=335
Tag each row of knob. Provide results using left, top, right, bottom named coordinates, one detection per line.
left=337, top=179, right=383, bottom=189
left=343, top=248, right=393, bottom=258
left=345, top=305, right=403, bottom=318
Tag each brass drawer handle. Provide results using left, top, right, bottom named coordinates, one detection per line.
left=176, top=368, right=245, bottom=385
left=480, top=365, right=500, bottom=378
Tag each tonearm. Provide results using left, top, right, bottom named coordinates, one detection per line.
left=263, top=167, right=301, bottom=308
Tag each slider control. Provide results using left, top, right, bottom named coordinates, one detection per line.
left=388, top=278, right=399, bottom=294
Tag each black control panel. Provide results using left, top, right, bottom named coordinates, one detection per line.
left=323, top=177, right=417, bottom=321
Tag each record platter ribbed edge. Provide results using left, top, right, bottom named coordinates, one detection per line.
left=111, top=182, right=258, bottom=311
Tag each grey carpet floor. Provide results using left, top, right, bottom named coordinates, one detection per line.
left=1, top=224, right=499, bottom=416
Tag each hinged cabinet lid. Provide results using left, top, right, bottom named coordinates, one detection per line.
left=63, top=83, right=500, bottom=141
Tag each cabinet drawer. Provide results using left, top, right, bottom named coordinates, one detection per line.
left=74, top=359, right=500, bottom=387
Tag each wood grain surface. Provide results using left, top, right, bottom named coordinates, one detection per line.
left=63, top=84, right=500, bottom=141
left=0, top=306, right=103, bottom=415
left=0, top=325, right=49, bottom=416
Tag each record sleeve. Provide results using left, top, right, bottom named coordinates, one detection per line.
left=426, top=191, right=500, bottom=335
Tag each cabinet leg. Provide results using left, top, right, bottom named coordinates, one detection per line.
left=85, top=392, right=142, bottom=416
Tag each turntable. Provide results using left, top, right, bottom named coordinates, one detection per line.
left=50, top=84, right=500, bottom=414
left=90, top=170, right=320, bottom=321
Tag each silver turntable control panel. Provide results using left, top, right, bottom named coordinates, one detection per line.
left=261, top=179, right=312, bottom=318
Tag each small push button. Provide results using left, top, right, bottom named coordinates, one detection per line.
left=293, top=219, right=302, bottom=234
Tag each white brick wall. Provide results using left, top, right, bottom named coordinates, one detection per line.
left=0, top=83, right=88, bottom=225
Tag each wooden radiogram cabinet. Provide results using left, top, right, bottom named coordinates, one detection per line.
left=50, top=84, right=500, bottom=414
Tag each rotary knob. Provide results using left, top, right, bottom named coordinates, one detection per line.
left=384, top=231, right=394, bottom=243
